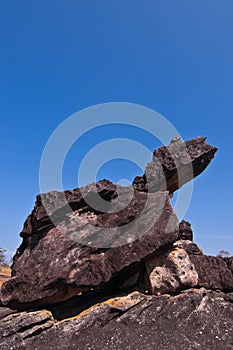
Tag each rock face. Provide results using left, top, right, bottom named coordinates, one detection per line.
left=1, top=189, right=178, bottom=309
left=144, top=237, right=233, bottom=295
left=2, top=135, right=232, bottom=349
left=0, top=309, right=54, bottom=348
left=133, top=136, right=217, bottom=193
left=1, top=289, right=233, bottom=350
left=189, top=254, right=233, bottom=291
left=2, top=136, right=217, bottom=310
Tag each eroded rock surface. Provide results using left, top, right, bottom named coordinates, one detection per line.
left=1, top=190, right=178, bottom=309
left=145, top=247, right=198, bottom=295
left=1, top=136, right=230, bottom=349
left=1, top=289, right=233, bottom=350
left=3, top=136, right=216, bottom=310
left=133, top=136, right=217, bottom=193
left=178, top=220, right=193, bottom=241
left=189, top=254, right=233, bottom=292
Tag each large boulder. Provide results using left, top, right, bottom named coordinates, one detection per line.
left=0, top=137, right=218, bottom=310
left=1, top=187, right=178, bottom=309
left=1, top=135, right=233, bottom=349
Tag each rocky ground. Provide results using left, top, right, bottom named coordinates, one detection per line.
left=1, top=136, right=232, bottom=349
left=1, top=287, right=233, bottom=350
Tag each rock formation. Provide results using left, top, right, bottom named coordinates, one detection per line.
left=1, top=288, right=233, bottom=350
left=1, top=189, right=178, bottom=309
left=1, top=136, right=232, bottom=349
left=133, top=136, right=217, bottom=193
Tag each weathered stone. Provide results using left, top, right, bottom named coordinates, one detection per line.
left=1, top=189, right=178, bottom=309
left=133, top=137, right=217, bottom=193
left=152, top=240, right=233, bottom=293
left=18, top=179, right=119, bottom=242
left=173, top=239, right=203, bottom=255
left=0, top=309, right=54, bottom=349
left=145, top=247, right=198, bottom=294
left=1, top=135, right=228, bottom=349
left=0, top=307, right=17, bottom=320
left=178, top=220, right=193, bottom=241
left=1, top=289, right=233, bottom=350
left=189, top=254, right=233, bottom=291
left=170, top=240, right=233, bottom=292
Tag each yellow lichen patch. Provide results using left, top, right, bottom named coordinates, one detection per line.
left=58, top=304, right=99, bottom=324
left=59, top=291, right=145, bottom=324
left=36, top=310, right=53, bottom=318
left=102, top=293, right=143, bottom=310
left=102, top=291, right=144, bottom=308
left=173, top=288, right=202, bottom=300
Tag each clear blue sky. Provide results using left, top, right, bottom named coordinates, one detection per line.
left=1, top=1, right=232, bottom=259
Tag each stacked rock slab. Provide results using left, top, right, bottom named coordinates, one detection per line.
left=2, top=136, right=232, bottom=349
left=1, top=189, right=178, bottom=309
left=133, top=136, right=217, bottom=193
left=0, top=137, right=217, bottom=310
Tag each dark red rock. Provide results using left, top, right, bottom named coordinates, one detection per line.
left=133, top=137, right=217, bottom=193
left=178, top=220, right=193, bottom=241
left=0, top=137, right=218, bottom=309
left=172, top=238, right=233, bottom=292
left=1, top=135, right=232, bottom=349
left=189, top=254, right=233, bottom=291
left=1, top=187, right=178, bottom=309
left=173, top=239, right=203, bottom=255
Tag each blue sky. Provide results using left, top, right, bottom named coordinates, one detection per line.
left=1, top=1, right=233, bottom=259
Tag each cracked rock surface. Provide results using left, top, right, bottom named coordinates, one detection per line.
left=1, top=190, right=178, bottom=309
left=1, top=289, right=233, bottom=350
left=1, top=136, right=231, bottom=349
